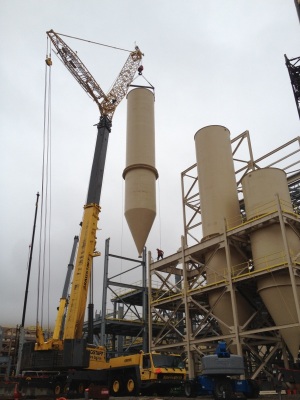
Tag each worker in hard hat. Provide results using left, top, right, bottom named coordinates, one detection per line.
left=156, top=248, right=164, bottom=261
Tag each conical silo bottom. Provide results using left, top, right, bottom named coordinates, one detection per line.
left=258, top=273, right=300, bottom=360
left=125, top=208, right=156, bottom=256
left=206, top=248, right=254, bottom=354
left=209, top=290, right=253, bottom=354
left=241, top=168, right=300, bottom=360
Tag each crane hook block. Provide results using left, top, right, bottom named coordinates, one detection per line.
left=45, top=57, right=52, bottom=66
left=138, top=65, right=144, bottom=75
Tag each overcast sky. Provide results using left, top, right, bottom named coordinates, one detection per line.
left=0, top=0, right=299, bottom=329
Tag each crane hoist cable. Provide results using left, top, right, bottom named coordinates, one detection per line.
left=36, top=36, right=53, bottom=333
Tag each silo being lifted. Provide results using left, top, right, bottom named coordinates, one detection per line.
left=195, top=126, right=253, bottom=352
left=242, top=168, right=300, bottom=361
left=123, top=88, right=158, bottom=257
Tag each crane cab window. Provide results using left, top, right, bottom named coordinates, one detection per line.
left=143, top=355, right=151, bottom=369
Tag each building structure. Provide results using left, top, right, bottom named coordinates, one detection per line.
left=148, top=130, right=300, bottom=380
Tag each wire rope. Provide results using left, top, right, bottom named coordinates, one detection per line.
left=41, top=101, right=50, bottom=329
left=45, top=69, right=52, bottom=336
left=36, top=37, right=52, bottom=333
left=56, top=32, right=132, bottom=53
left=131, top=73, right=154, bottom=90
left=36, top=46, right=49, bottom=328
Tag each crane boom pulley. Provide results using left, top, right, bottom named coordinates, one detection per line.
left=46, top=29, right=143, bottom=120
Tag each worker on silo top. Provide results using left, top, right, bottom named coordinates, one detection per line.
left=157, top=248, right=164, bottom=261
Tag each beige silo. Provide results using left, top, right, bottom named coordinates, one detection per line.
left=195, top=126, right=241, bottom=238
left=123, top=88, right=158, bottom=256
left=195, top=126, right=253, bottom=351
left=242, top=168, right=300, bottom=360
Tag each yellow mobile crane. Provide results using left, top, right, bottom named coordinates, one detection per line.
left=17, top=30, right=142, bottom=397
left=17, top=31, right=186, bottom=398
left=34, top=30, right=143, bottom=351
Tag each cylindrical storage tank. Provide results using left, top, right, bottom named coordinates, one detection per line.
left=242, top=168, right=300, bottom=361
left=195, top=126, right=241, bottom=238
left=123, top=88, right=158, bottom=256
left=195, top=126, right=253, bottom=351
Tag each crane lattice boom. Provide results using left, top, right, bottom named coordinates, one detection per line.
left=47, top=29, right=143, bottom=119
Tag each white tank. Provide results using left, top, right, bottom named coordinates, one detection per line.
left=123, top=88, right=158, bottom=256
left=242, top=168, right=300, bottom=360
left=195, top=126, right=253, bottom=351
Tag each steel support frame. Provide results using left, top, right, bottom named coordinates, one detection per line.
left=149, top=208, right=300, bottom=378
left=101, top=238, right=148, bottom=355
left=149, top=133, right=300, bottom=379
